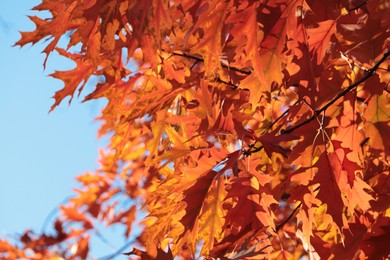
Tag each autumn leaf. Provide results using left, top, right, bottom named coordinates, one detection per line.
left=180, top=169, right=217, bottom=233
left=311, top=152, right=345, bottom=229
left=257, top=127, right=298, bottom=158
left=197, top=177, right=226, bottom=255
left=49, top=48, right=93, bottom=111
left=14, top=1, right=80, bottom=66
left=307, top=19, right=337, bottom=65
left=190, top=1, right=231, bottom=76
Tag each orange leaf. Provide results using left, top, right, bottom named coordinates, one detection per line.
left=60, top=206, right=93, bottom=229
left=49, top=48, right=93, bottom=111
left=307, top=19, right=337, bottom=65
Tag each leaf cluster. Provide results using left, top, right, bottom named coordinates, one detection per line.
left=2, top=0, right=390, bottom=259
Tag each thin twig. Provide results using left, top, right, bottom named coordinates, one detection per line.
left=348, top=0, right=368, bottom=13
left=249, top=202, right=302, bottom=256
left=243, top=144, right=264, bottom=156
left=97, top=238, right=136, bottom=260
left=275, top=202, right=302, bottom=232
left=268, top=108, right=291, bottom=132
left=216, top=76, right=239, bottom=89
left=171, top=51, right=252, bottom=75
left=41, top=196, right=72, bottom=233
left=95, top=230, right=117, bottom=250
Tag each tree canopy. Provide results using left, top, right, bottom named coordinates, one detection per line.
left=1, top=0, right=390, bottom=259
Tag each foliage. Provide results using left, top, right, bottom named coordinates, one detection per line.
left=1, top=0, right=390, bottom=259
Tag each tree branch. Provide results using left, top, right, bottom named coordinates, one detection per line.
left=281, top=50, right=390, bottom=135
left=243, top=105, right=293, bottom=156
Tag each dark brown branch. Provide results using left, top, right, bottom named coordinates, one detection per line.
left=243, top=104, right=294, bottom=156
left=275, top=202, right=302, bottom=232
left=281, top=50, right=390, bottom=135
left=249, top=202, right=302, bottom=257
left=216, top=76, right=239, bottom=89
left=348, top=0, right=368, bottom=13
left=228, top=171, right=317, bottom=258
left=267, top=107, right=291, bottom=132
left=243, top=144, right=263, bottom=156
left=171, top=51, right=252, bottom=75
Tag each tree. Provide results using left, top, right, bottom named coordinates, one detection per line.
left=1, top=0, right=389, bottom=259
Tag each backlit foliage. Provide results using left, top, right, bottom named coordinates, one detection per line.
left=1, top=0, right=390, bottom=259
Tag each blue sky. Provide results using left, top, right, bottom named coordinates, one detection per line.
left=0, top=1, right=129, bottom=258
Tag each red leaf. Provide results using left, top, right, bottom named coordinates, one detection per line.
left=124, top=247, right=174, bottom=260
left=258, top=127, right=298, bottom=158
left=311, top=153, right=345, bottom=229
left=180, top=170, right=216, bottom=231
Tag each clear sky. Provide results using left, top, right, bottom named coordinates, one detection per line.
left=0, top=1, right=127, bottom=258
